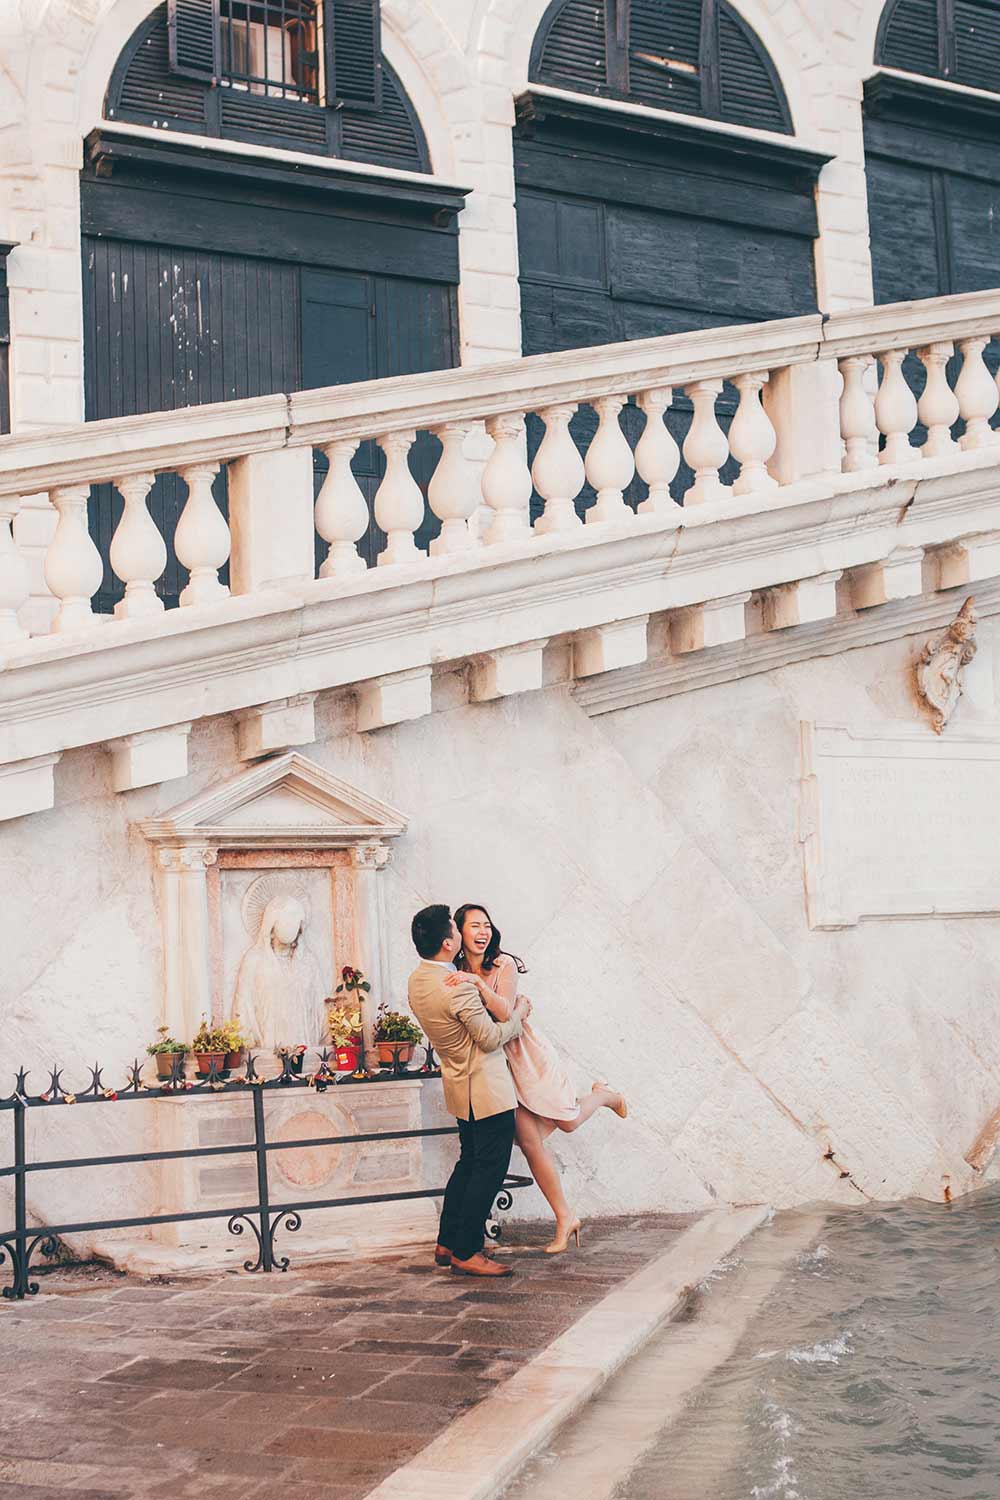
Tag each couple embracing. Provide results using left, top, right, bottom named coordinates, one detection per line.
left=408, top=902, right=627, bottom=1279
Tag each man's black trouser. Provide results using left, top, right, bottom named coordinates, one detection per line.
left=438, top=1106, right=516, bottom=1262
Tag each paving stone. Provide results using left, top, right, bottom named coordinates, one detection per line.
left=453, top=1316, right=572, bottom=1347
left=100, top=1356, right=248, bottom=1390
left=368, top=1372, right=495, bottom=1407
left=222, top=1359, right=386, bottom=1398
left=340, top=1338, right=462, bottom=1358
left=299, top=1397, right=448, bottom=1433
left=266, top=1425, right=428, bottom=1462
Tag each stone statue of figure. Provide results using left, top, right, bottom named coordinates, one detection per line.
left=917, top=595, right=977, bottom=734
left=234, top=895, right=325, bottom=1049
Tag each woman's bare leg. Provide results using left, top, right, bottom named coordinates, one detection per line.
left=554, top=1084, right=623, bottom=1134
left=515, top=1106, right=575, bottom=1232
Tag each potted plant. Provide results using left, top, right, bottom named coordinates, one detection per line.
left=327, top=966, right=368, bottom=1070
left=373, top=1005, right=423, bottom=1067
left=275, top=1044, right=307, bottom=1076
left=146, top=1027, right=189, bottom=1080
left=326, top=1001, right=364, bottom=1072
left=191, top=1020, right=229, bottom=1076
left=219, top=1017, right=248, bottom=1071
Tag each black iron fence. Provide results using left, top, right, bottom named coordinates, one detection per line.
left=0, top=1046, right=531, bottom=1300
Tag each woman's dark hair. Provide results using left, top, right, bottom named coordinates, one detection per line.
left=411, top=904, right=454, bottom=959
left=454, top=902, right=526, bottom=974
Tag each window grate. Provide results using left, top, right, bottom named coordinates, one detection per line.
left=220, top=0, right=321, bottom=103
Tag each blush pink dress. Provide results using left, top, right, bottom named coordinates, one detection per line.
left=486, top=956, right=579, bottom=1123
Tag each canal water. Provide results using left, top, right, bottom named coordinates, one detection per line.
left=505, top=1188, right=1000, bottom=1500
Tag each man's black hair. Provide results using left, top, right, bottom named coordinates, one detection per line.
left=411, top=904, right=454, bottom=960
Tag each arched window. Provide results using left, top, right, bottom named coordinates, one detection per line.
left=876, top=0, right=1000, bottom=95
left=107, top=0, right=427, bottom=170
left=867, top=0, right=1000, bottom=307
left=83, top=0, right=464, bottom=606
left=530, top=0, right=792, bottom=136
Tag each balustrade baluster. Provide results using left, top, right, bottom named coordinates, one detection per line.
left=44, top=483, right=104, bottom=632
left=730, top=371, right=778, bottom=496
left=635, top=387, right=681, bottom=513
left=956, top=337, right=999, bottom=450
left=428, top=421, right=477, bottom=554
left=584, top=395, right=634, bottom=524
left=0, top=499, right=29, bottom=642
left=683, top=380, right=730, bottom=504
left=109, top=471, right=166, bottom=618
left=315, top=439, right=368, bottom=578
left=839, top=355, right=876, bottom=472
left=481, top=412, right=531, bottom=544
left=374, top=430, right=425, bottom=566
left=917, top=342, right=958, bottom=458
left=531, top=404, right=585, bottom=535
left=875, top=349, right=918, bottom=465
left=175, top=463, right=230, bottom=606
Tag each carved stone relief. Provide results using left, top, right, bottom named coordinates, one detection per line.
left=916, top=595, right=977, bottom=734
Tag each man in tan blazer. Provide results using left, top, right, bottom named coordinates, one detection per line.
left=409, top=904, right=531, bottom=1278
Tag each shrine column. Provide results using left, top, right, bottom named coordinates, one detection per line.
left=350, top=840, right=392, bottom=1069
left=158, top=845, right=216, bottom=1040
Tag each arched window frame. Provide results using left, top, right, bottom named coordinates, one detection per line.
left=528, top=0, right=793, bottom=136
left=105, top=0, right=429, bottom=170
left=875, top=0, right=1000, bottom=92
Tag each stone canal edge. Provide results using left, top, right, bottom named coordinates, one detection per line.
left=363, top=1204, right=771, bottom=1500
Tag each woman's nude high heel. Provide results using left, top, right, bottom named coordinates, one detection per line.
left=544, top=1218, right=582, bottom=1254
left=593, top=1081, right=628, bottom=1119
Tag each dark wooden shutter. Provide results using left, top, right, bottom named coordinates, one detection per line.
left=532, top=0, right=610, bottom=96
left=717, top=5, right=789, bottom=133
left=327, top=0, right=382, bottom=111
left=167, top=0, right=219, bottom=83
left=954, top=1, right=1000, bottom=89
left=628, top=0, right=701, bottom=115
left=876, top=0, right=941, bottom=78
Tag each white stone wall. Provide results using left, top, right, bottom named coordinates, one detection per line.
left=4, top=621, right=1000, bottom=1246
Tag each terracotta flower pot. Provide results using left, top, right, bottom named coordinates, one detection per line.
left=154, top=1052, right=186, bottom=1079
left=225, top=1049, right=245, bottom=1071
left=377, top=1041, right=415, bottom=1066
left=195, top=1050, right=227, bottom=1076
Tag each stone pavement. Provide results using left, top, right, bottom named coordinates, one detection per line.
left=0, top=1214, right=691, bottom=1500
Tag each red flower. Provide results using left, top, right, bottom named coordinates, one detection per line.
left=342, top=965, right=356, bottom=980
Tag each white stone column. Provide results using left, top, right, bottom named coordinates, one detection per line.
left=45, top=484, right=104, bottom=633
left=110, top=472, right=166, bottom=619
left=158, top=846, right=216, bottom=1041
left=175, top=463, right=230, bottom=606
left=350, top=840, right=392, bottom=1071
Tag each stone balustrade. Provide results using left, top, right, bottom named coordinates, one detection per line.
left=2, top=289, right=1000, bottom=819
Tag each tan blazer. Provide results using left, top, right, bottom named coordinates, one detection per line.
left=407, top=959, right=523, bottom=1121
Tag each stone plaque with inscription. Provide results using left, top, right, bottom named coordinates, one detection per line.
left=800, top=721, right=1000, bottom=928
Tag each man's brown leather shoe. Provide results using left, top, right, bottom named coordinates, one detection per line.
left=450, top=1251, right=513, bottom=1277
left=434, top=1244, right=452, bottom=1267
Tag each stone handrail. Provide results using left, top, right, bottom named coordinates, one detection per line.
left=0, top=289, right=995, bottom=654
left=1, top=287, right=1000, bottom=642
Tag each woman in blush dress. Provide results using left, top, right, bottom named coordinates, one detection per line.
left=445, top=901, right=626, bottom=1255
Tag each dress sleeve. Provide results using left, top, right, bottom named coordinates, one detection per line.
left=486, top=956, right=518, bottom=1020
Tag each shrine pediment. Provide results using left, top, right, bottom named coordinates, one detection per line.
left=138, top=752, right=408, bottom=849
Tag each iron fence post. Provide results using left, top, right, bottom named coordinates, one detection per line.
left=251, top=1085, right=273, bottom=1273
left=10, top=1098, right=27, bottom=1298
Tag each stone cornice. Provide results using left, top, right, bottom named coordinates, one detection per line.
left=575, top=578, right=1000, bottom=715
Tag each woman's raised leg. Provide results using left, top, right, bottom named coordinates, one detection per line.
left=554, top=1083, right=626, bottom=1134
